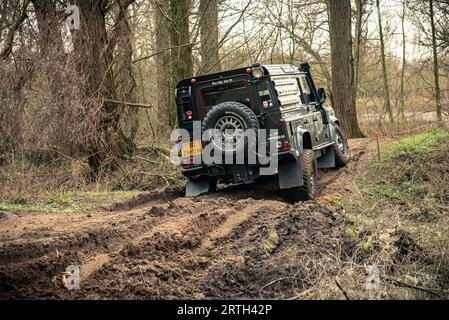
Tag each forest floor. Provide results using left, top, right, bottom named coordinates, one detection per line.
left=1, top=136, right=448, bottom=299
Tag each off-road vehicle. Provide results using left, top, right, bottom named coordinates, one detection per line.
left=174, top=62, right=350, bottom=201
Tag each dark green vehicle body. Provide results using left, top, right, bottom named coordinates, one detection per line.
left=175, top=62, right=349, bottom=198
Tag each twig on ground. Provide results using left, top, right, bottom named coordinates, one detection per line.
left=382, top=276, right=444, bottom=298
left=139, top=266, right=150, bottom=289
left=287, top=288, right=314, bottom=300
left=335, top=277, right=351, bottom=300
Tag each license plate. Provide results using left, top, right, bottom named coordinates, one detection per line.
left=180, top=140, right=203, bottom=158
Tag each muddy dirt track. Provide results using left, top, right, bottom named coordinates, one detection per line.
left=0, top=140, right=377, bottom=299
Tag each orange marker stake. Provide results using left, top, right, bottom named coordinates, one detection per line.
left=374, top=131, right=381, bottom=161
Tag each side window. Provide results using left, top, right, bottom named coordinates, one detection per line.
left=295, top=78, right=306, bottom=104
left=297, top=74, right=315, bottom=104
left=258, top=82, right=273, bottom=109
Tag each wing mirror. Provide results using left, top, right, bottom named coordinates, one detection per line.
left=318, top=88, right=326, bottom=103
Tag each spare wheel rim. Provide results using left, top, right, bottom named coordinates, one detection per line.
left=214, top=115, right=245, bottom=150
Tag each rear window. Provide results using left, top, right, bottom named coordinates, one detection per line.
left=198, top=81, right=251, bottom=116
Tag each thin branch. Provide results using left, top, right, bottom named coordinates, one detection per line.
left=132, top=43, right=194, bottom=64
left=103, top=99, right=154, bottom=109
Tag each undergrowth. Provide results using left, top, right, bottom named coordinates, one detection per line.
left=336, top=129, right=449, bottom=299
left=366, top=129, right=449, bottom=221
left=0, top=144, right=184, bottom=212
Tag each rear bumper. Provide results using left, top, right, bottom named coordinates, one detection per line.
left=181, top=149, right=298, bottom=181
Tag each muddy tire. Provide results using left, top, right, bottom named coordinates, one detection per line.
left=289, top=149, right=318, bottom=202
left=332, top=125, right=350, bottom=168
left=202, top=101, right=259, bottom=154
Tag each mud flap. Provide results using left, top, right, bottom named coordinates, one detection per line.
left=278, top=159, right=303, bottom=189
left=317, top=148, right=336, bottom=169
left=185, top=176, right=210, bottom=197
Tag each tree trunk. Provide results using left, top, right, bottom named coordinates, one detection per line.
left=430, top=0, right=443, bottom=125
left=376, top=0, right=394, bottom=124
left=168, top=0, right=193, bottom=128
left=199, top=0, right=220, bottom=74
left=327, top=0, right=364, bottom=138
left=72, top=0, right=123, bottom=174
left=113, top=0, right=138, bottom=152
left=154, top=0, right=173, bottom=133
left=32, top=0, right=67, bottom=146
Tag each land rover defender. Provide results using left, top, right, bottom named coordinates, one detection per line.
left=174, top=62, right=350, bottom=201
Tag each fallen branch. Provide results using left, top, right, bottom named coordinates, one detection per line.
left=103, top=99, right=154, bottom=109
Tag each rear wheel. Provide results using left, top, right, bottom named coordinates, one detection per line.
left=332, top=125, right=350, bottom=168
left=289, top=149, right=318, bottom=202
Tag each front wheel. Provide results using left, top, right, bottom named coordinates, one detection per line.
left=289, top=149, right=318, bottom=202
left=332, top=125, right=350, bottom=168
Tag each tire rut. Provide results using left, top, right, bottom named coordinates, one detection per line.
left=0, top=140, right=374, bottom=299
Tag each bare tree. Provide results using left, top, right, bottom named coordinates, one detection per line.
left=154, top=1, right=174, bottom=134
left=354, top=0, right=368, bottom=97
left=71, top=1, right=130, bottom=173
left=168, top=0, right=193, bottom=128
left=199, top=0, right=220, bottom=74
left=113, top=0, right=139, bottom=151
left=429, top=0, right=443, bottom=124
left=0, top=0, right=29, bottom=61
left=376, top=0, right=394, bottom=124
left=399, top=0, right=407, bottom=122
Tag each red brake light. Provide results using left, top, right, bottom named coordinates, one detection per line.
left=191, top=78, right=196, bottom=85
left=246, top=68, right=251, bottom=74
left=186, top=110, right=193, bottom=119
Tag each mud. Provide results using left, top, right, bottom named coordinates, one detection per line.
left=0, top=139, right=398, bottom=299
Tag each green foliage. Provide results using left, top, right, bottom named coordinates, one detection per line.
left=0, top=190, right=141, bottom=213
left=382, top=129, right=449, bottom=160
left=330, top=197, right=343, bottom=206
left=345, top=225, right=360, bottom=237
left=47, top=192, right=73, bottom=207
left=13, top=194, right=27, bottom=205
left=359, top=236, right=374, bottom=251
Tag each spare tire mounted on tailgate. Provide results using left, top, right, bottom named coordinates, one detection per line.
left=202, top=101, right=259, bottom=152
